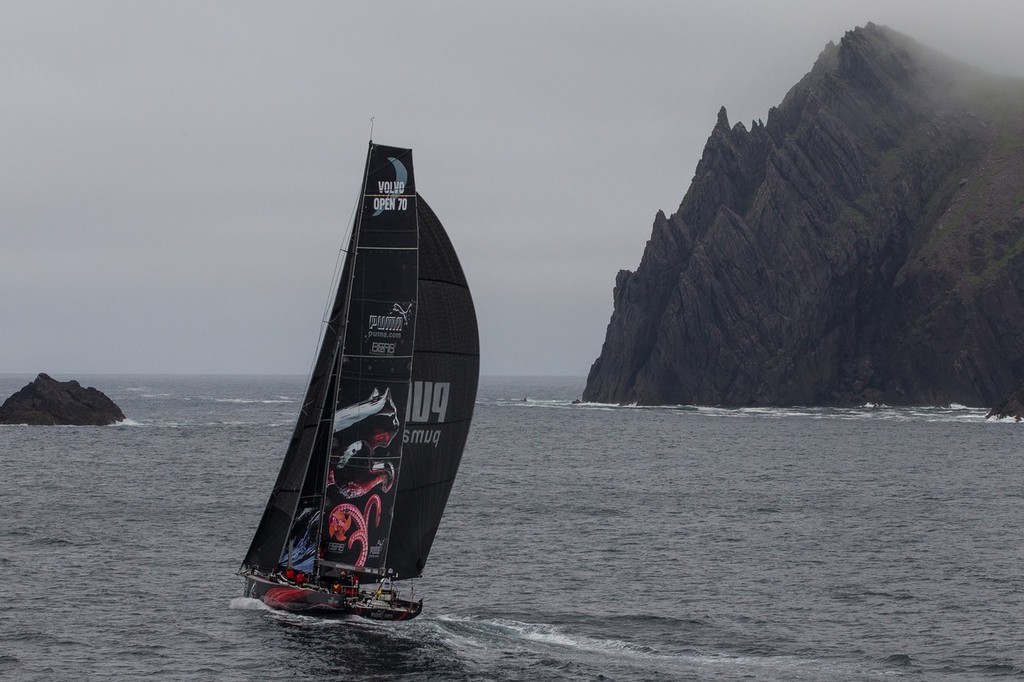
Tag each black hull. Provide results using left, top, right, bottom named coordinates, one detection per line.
left=243, top=575, right=422, bottom=621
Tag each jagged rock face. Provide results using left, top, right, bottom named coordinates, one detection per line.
left=0, top=373, right=126, bottom=425
left=987, top=378, right=1024, bottom=420
left=585, top=23, right=1024, bottom=406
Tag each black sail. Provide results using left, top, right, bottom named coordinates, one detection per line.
left=386, top=195, right=480, bottom=579
left=317, top=144, right=419, bottom=574
left=240, top=212, right=357, bottom=573
left=241, top=143, right=477, bottom=588
left=242, top=143, right=418, bottom=576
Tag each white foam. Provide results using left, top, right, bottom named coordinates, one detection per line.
left=228, top=597, right=367, bottom=627
left=431, top=614, right=836, bottom=676
left=435, top=615, right=648, bottom=658
left=229, top=597, right=272, bottom=611
left=551, top=400, right=992, bottom=424
left=213, top=398, right=295, bottom=404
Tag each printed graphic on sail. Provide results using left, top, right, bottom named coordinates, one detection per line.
left=273, top=352, right=341, bottom=573
left=240, top=140, right=477, bottom=620
left=319, top=145, right=419, bottom=573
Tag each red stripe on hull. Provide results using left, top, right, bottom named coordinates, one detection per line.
left=245, top=576, right=421, bottom=621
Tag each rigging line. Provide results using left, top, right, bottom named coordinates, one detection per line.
left=323, top=183, right=364, bottom=328
left=302, top=163, right=366, bottom=386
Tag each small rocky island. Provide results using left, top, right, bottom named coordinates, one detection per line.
left=0, top=373, right=126, bottom=425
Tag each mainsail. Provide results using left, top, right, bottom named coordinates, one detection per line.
left=385, top=196, right=479, bottom=579
left=241, top=142, right=478, bottom=592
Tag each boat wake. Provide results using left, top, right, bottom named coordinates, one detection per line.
left=433, top=614, right=652, bottom=655
left=227, top=604, right=876, bottom=679
left=422, top=614, right=853, bottom=679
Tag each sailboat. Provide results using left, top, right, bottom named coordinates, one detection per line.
left=239, top=142, right=479, bottom=620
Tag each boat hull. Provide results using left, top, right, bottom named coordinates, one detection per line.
left=243, top=575, right=422, bottom=621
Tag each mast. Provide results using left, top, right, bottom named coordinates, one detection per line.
left=241, top=143, right=377, bottom=573
left=243, top=143, right=476, bottom=589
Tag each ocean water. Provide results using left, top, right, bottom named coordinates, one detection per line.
left=1, top=373, right=1022, bottom=680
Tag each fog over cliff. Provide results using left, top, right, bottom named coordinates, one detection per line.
left=585, top=24, right=1024, bottom=407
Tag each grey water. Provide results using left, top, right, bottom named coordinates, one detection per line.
left=1, top=374, right=1022, bottom=680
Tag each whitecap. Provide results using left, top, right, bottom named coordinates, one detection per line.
left=112, top=418, right=143, bottom=427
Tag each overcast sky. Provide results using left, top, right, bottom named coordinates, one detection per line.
left=3, top=1, right=1024, bottom=377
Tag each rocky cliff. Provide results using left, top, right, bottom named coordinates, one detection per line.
left=585, top=23, right=1024, bottom=407
left=0, top=373, right=126, bottom=425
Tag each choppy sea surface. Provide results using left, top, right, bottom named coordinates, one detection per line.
left=1, top=373, right=1022, bottom=680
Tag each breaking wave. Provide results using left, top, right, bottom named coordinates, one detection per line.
left=494, top=396, right=994, bottom=423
